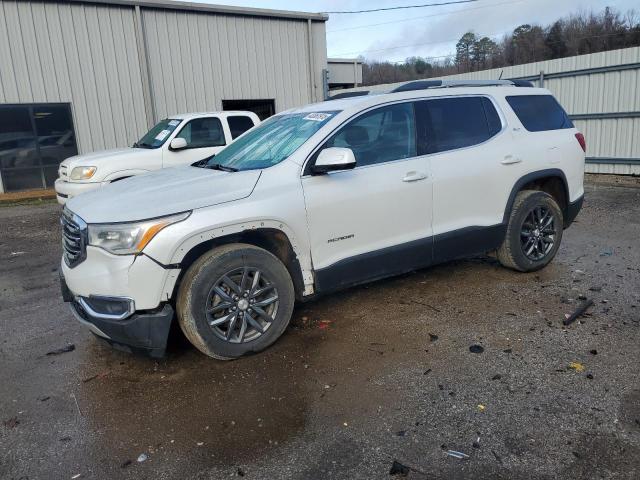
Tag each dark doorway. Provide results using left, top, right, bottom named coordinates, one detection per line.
left=0, top=103, right=78, bottom=192
left=222, top=99, right=275, bottom=121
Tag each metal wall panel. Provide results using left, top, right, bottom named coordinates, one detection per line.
left=342, top=47, right=640, bottom=174
left=141, top=8, right=322, bottom=120
left=0, top=1, right=149, bottom=154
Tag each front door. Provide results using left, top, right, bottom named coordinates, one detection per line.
left=301, top=102, right=433, bottom=292
left=163, top=117, right=228, bottom=166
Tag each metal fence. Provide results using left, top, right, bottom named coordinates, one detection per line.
left=340, top=47, right=640, bottom=175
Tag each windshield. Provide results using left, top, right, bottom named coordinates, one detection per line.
left=135, top=118, right=182, bottom=149
left=204, top=111, right=337, bottom=171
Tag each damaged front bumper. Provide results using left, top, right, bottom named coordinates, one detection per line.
left=61, top=273, right=173, bottom=358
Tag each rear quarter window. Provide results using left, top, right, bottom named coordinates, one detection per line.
left=506, top=95, right=573, bottom=132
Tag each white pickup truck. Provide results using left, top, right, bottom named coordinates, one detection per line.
left=54, top=111, right=260, bottom=204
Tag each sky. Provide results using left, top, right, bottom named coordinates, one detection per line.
left=193, top=0, right=638, bottom=63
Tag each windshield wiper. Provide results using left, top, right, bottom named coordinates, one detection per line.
left=207, top=163, right=238, bottom=172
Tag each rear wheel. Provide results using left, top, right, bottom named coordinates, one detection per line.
left=176, top=243, right=295, bottom=359
left=497, top=190, right=563, bottom=272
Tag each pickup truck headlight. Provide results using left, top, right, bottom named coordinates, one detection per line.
left=88, top=212, right=190, bottom=255
left=70, top=166, right=97, bottom=180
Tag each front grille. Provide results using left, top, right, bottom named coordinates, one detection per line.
left=61, top=208, right=87, bottom=268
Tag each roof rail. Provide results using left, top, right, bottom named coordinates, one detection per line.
left=390, top=79, right=534, bottom=93
left=328, top=90, right=370, bottom=100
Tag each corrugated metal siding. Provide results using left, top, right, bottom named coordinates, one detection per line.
left=0, top=0, right=149, bottom=153
left=344, top=47, right=640, bottom=174
left=0, top=0, right=327, bottom=169
left=141, top=8, right=317, bottom=119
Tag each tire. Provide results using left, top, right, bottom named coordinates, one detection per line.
left=176, top=243, right=295, bottom=360
left=497, top=190, right=564, bottom=272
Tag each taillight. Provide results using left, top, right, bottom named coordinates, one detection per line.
left=575, top=132, right=586, bottom=152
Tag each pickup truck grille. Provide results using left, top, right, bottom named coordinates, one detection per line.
left=61, top=208, right=87, bottom=268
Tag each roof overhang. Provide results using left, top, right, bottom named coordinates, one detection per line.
left=67, top=0, right=328, bottom=21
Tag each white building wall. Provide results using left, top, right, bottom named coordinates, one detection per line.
left=0, top=0, right=328, bottom=192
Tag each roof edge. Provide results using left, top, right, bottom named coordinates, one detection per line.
left=67, top=0, right=328, bottom=21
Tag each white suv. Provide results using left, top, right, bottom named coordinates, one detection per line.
left=60, top=80, right=585, bottom=359
left=54, top=111, right=260, bottom=204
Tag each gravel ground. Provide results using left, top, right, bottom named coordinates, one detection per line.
left=0, top=178, right=639, bottom=479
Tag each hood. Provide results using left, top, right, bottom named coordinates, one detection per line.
left=62, top=147, right=149, bottom=165
left=66, top=166, right=262, bottom=223
left=60, top=147, right=159, bottom=176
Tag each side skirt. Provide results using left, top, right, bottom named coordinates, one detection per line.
left=313, top=224, right=506, bottom=295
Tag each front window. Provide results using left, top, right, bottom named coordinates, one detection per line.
left=135, top=118, right=182, bottom=149
left=204, top=111, right=337, bottom=171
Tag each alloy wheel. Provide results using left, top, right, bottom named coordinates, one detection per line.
left=205, top=267, right=279, bottom=343
left=520, top=206, right=556, bottom=261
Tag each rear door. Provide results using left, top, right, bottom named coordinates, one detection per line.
left=301, top=102, right=433, bottom=291
left=163, top=116, right=227, bottom=166
left=417, top=95, right=513, bottom=261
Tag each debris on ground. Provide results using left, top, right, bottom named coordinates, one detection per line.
left=563, top=299, right=594, bottom=326
left=82, top=371, right=110, bottom=383
left=568, top=362, right=585, bottom=372
left=38, top=396, right=50, bottom=401
left=10, top=251, right=25, bottom=256
left=477, top=404, right=486, bottom=412
left=46, top=344, right=75, bottom=356
left=469, top=345, right=484, bottom=354
left=318, top=320, right=332, bottom=330
left=237, top=467, right=245, bottom=477
left=423, top=368, right=432, bottom=375
left=590, top=349, right=598, bottom=355
left=446, top=450, right=470, bottom=459
left=389, top=460, right=411, bottom=476
left=586, top=373, right=594, bottom=380
left=473, top=436, right=481, bottom=449
left=3, top=416, right=19, bottom=429
left=71, top=474, right=81, bottom=479
left=491, top=374, right=502, bottom=380
left=137, top=453, right=148, bottom=463
left=600, top=248, right=613, bottom=256
left=429, top=333, right=439, bottom=342
left=120, top=460, right=132, bottom=469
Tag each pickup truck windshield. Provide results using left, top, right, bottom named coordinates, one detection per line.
left=135, top=118, right=181, bottom=149
left=204, top=111, right=337, bottom=171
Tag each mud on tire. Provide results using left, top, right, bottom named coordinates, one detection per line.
left=176, top=243, right=295, bottom=360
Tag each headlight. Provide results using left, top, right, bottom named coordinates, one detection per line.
left=70, top=166, right=97, bottom=180
left=88, top=212, right=190, bottom=255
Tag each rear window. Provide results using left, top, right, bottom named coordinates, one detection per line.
left=415, top=96, right=502, bottom=155
left=228, top=116, right=255, bottom=139
left=506, top=95, right=573, bottom=132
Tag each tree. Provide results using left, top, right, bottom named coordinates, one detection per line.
left=472, top=37, right=498, bottom=69
left=455, top=31, right=477, bottom=70
left=545, top=21, right=567, bottom=59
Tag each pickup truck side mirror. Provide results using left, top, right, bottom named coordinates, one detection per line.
left=170, top=137, right=188, bottom=151
left=311, top=147, right=357, bottom=174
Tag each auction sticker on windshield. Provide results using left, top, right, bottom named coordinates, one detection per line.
left=155, top=129, right=171, bottom=141
left=304, top=113, right=333, bottom=122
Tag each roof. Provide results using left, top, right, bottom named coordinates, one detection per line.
left=68, top=0, right=328, bottom=21
left=296, top=85, right=552, bottom=116
left=169, top=111, right=260, bottom=120
left=328, top=58, right=363, bottom=64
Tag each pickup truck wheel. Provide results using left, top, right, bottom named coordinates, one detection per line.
left=497, top=190, right=563, bottom=272
left=176, top=243, right=295, bottom=360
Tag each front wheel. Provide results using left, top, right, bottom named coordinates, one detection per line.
left=497, top=190, right=564, bottom=272
left=176, top=243, right=295, bottom=359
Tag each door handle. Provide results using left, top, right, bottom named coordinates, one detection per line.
left=402, top=171, right=428, bottom=182
left=501, top=155, right=522, bottom=165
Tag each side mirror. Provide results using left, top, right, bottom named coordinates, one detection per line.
left=170, top=137, right=188, bottom=150
left=312, top=147, right=356, bottom=174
